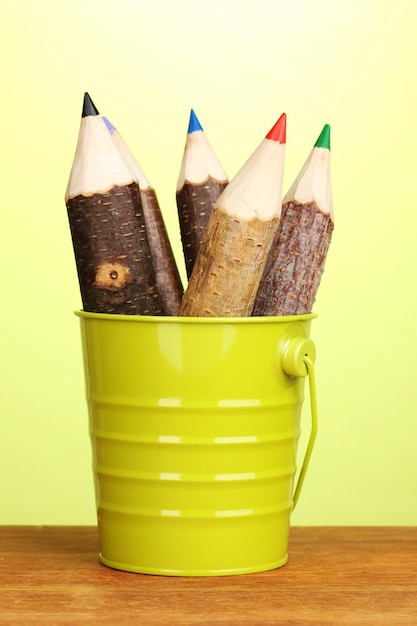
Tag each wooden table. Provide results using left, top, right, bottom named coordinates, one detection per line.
left=0, top=526, right=416, bottom=625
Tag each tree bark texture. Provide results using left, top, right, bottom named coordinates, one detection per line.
left=252, top=201, right=334, bottom=316
left=179, top=206, right=279, bottom=317
left=67, top=182, right=163, bottom=315
left=140, top=188, right=183, bottom=315
left=176, top=178, right=228, bottom=279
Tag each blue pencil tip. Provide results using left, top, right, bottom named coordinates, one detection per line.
left=188, top=109, right=203, bottom=133
left=103, top=116, right=117, bottom=134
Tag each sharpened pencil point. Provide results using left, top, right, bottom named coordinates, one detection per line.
left=265, top=113, right=286, bottom=143
left=82, top=92, right=99, bottom=117
left=188, top=109, right=203, bottom=133
left=103, top=116, right=117, bottom=134
left=314, top=124, right=331, bottom=150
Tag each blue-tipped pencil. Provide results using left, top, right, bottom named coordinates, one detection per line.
left=103, top=116, right=183, bottom=315
left=176, top=109, right=228, bottom=279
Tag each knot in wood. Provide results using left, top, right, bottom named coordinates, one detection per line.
left=94, top=262, right=133, bottom=291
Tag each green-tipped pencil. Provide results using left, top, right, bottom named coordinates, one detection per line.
left=252, top=124, right=334, bottom=316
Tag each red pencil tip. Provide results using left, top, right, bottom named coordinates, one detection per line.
left=266, top=113, right=286, bottom=143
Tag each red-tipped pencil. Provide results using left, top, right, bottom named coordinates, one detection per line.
left=65, top=93, right=162, bottom=315
left=253, top=124, right=334, bottom=315
left=103, top=117, right=183, bottom=315
left=179, top=113, right=287, bottom=317
left=176, top=109, right=228, bottom=278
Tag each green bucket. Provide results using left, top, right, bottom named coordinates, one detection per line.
left=76, top=311, right=318, bottom=576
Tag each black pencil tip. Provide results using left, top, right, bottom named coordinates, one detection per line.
left=82, top=92, right=99, bottom=117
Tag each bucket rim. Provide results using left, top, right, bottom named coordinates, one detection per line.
left=74, top=310, right=318, bottom=324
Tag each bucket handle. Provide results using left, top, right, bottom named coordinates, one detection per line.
left=281, top=338, right=318, bottom=511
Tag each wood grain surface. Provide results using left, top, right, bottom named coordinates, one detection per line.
left=1, top=526, right=416, bottom=625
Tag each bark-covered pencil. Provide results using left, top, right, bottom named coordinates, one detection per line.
left=252, top=124, right=334, bottom=316
left=103, top=116, right=183, bottom=315
left=65, top=93, right=162, bottom=315
left=176, top=109, right=228, bottom=279
left=179, top=113, right=286, bottom=317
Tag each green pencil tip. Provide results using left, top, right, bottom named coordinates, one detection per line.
left=314, top=124, right=331, bottom=150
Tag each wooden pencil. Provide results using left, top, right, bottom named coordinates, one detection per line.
left=179, top=113, right=286, bottom=317
left=65, top=93, right=162, bottom=315
left=252, top=124, right=334, bottom=316
left=176, top=109, right=228, bottom=279
left=103, top=116, right=183, bottom=315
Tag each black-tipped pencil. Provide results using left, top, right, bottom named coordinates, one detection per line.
left=65, top=93, right=162, bottom=315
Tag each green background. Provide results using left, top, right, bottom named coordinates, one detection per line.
left=1, top=0, right=416, bottom=525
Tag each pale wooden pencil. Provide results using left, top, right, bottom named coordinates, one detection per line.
left=179, top=113, right=286, bottom=317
